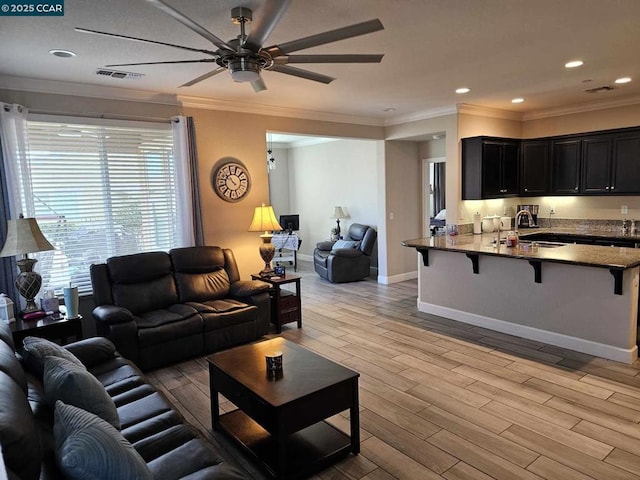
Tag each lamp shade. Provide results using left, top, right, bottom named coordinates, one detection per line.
left=0, top=215, right=54, bottom=257
left=248, top=204, right=282, bottom=233
left=332, top=206, right=348, bottom=219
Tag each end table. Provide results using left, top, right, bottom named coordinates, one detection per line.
left=9, top=314, right=83, bottom=347
left=251, top=274, right=301, bottom=333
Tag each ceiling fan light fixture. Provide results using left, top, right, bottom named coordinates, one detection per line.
left=228, top=57, right=261, bottom=82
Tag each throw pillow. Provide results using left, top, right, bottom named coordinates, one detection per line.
left=54, top=401, right=152, bottom=480
left=44, top=356, right=121, bottom=430
left=331, top=240, right=357, bottom=252
left=22, top=336, right=85, bottom=377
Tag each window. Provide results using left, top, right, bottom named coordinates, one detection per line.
left=15, top=116, right=183, bottom=294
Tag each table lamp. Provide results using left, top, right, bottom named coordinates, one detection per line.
left=0, top=214, right=54, bottom=316
left=249, top=204, right=282, bottom=276
left=332, top=206, right=349, bottom=238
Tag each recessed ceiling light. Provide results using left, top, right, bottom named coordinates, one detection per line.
left=615, top=77, right=632, bottom=84
left=565, top=60, right=584, bottom=68
left=49, top=49, right=77, bottom=58
left=511, top=98, right=525, bottom=104
left=455, top=87, right=471, bottom=94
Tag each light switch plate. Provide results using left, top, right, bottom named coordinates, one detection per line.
left=622, top=205, right=629, bottom=214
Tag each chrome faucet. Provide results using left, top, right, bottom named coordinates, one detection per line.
left=515, top=209, right=534, bottom=233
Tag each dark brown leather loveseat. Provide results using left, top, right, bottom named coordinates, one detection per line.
left=90, top=246, right=270, bottom=371
left=0, top=320, right=249, bottom=479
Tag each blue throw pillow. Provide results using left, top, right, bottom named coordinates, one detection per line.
left=44, top=356, right=121, bottom=430
left=331, top=240, right=357, bottom=252
left=54, top=401, right=152, bottom=480
left=22, top=336, right=85, bottom=377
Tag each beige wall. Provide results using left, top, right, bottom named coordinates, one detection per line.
left=523, top=103, right=640, bottom=138
left=382, top=140, right=421, bottom=280
left=385, top=114, right=458, bottom=227
left=284, top=139, right=379, bottom=258
left=267, top=147, right=290, bottom=215
left=183, top=108, right=384, bottom=276
left=419, top=138, right=446, bottom=158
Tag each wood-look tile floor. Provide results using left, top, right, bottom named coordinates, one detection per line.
left=147, top=261, right=640, bottom=479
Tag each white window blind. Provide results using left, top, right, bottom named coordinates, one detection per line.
left=21, top=118, right=179, bottom=294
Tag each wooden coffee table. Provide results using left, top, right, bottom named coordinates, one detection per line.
left=208, top=337, right=359, bottom=479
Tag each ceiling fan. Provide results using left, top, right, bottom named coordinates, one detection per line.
left=75, top=0, right=384, bottom=92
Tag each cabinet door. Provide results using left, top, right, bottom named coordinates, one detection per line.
left=520, top=140, right=550, bottom=196
left=611, top=133, right=640, bottom=194
left=581, top=135, right=612, bottom=194
left=501, top=142, right=520, bottom=195
left=552, top=139, right=581, bottom=194
left=481, top=142, right=503, bottom=197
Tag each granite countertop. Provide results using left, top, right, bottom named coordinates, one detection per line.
left=402, top=229, right=640, bottom=270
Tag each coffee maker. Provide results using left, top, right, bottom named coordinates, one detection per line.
left=516, top=204, right=539, bottom=228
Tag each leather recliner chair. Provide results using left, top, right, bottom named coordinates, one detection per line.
left=313, top=223, right=377, bottom=283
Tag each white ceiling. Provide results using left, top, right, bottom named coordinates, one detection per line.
left=1, top=0, right=640, bottom=123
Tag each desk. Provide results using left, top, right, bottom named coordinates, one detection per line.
left=251, top=274, right=301, bottom=333
left=272, top=233, right=301, bottom=271
left=9, top=314, right=83, bottom=346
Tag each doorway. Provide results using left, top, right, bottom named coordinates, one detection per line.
left=422, top=157, right=446, bottom=237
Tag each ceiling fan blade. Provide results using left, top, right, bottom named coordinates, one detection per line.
left=245, top=0, right=291, bottom=49
left=251, top=77, right=267, bottom=93
left=264, top=19, right=384, bottom=56
left=105, top=59, right=218, bottom=67
left=269, top=65, right=334, bottom=84
left=145, top=0, right=233, bottom=52
left=276, top=54, right=384, bottom=64
left=180, top=67, right=226, bottom=87
left=75, top=27, right=218, bottom=56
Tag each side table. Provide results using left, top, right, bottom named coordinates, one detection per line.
left=8, top=314, right=83, bottom=347
left=251, top=274, right=302, bottom=333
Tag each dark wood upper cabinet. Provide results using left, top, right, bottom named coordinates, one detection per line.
left=581, top=135, right=613, bottom=194
left=611, top=132, right=640, bottom=194
left=462, top=137, right=519, bottom=200
left=462, top=126, right=640, bottom=199
left=520, top=140, right=550, bottom=196
left=551, top=139, right=581, bottom=194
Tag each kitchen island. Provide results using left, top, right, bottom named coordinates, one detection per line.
left=403, top=230, right=640, bottom=363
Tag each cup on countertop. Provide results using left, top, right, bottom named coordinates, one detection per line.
left=63, top=286, right=79, bottom=319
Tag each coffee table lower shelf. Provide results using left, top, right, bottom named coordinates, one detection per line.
left=218, top=409, right=352, bottom=479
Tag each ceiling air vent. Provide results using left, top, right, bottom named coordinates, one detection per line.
left=584, top=85, right=615, bottom=94
left=95, top=69, right=145, bottom=80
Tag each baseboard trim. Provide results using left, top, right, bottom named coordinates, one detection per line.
left=378, top=271, right=418, bottom=285
left=417, top=301, right=638, bottom=364
left=297, top=254, right=313, bottom=262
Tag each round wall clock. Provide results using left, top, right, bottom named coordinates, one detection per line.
left=212, top=160, right=251, bottom=202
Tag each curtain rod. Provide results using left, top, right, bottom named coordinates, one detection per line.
left=28, top=108, right=178, bottom=124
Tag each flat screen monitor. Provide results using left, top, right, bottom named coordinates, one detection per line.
left=279, top=214, right=299, bottom=233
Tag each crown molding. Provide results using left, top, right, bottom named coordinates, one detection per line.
left=456, top=103, right=524, bottom=121
left=522, top=94, right=640, bottom=121
left=272, top=138, right=339, bottom=149
left=176, top=94, right=384, bottom=126
left=0, top=75, right=180, bottom=106
left=0, top=75, right=385, bottom=127
left=383, top=104, right=457, bottom=126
